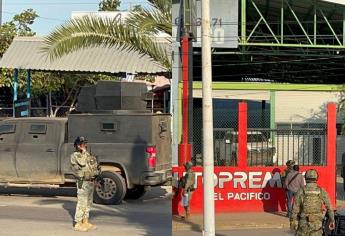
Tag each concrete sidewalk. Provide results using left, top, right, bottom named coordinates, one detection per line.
left=173, top=177, right=345, bottom=232
left=173, top=212, right=290, bottom=231
left=173, top=201, right=345, bottom=232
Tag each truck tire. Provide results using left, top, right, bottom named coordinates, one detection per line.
left=93, top=171, right=127, bottom=205
left=125, top=185, right=146, bottom=199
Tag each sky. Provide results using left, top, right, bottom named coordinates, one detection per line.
left=3, top=0, right=148, bottom=36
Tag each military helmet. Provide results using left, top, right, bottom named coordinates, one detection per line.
left=286, top=160, right=295, bottom=166
left=184, top=161, right=193, bottom=170
left=305, top=169, right=318, bottom=181
left=74, top=136, right=87, bottom=147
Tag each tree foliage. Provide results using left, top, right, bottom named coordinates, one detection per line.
left=43, top=0, right=171, bottom=71
left=0, top=9, right=118, bottom=116
left=131, top=5, right=143, bottom=12
left=0, top=9, right=39, bottom=89
left=99, top=0, right=121, bottom=11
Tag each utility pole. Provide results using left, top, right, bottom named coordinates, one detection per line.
left=201, top=0, right=215, bottom=235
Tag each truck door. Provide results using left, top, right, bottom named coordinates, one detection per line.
left=16, top=122, right=61, bottom=182
left=0, top=122, right=18, bottom=180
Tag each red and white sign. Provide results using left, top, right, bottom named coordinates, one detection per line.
left=172, top=103, right=337, bottom=214
left=172, top=166, right=335, bottom=214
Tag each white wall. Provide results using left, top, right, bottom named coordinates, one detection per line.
left=193, top=89, right=270, bottom=100
left=275, top=91, right=344, bottom=123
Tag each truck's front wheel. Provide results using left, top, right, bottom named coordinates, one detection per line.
left=93, top=171, right=127, bottom=205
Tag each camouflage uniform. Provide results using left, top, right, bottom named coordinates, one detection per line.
left=180, top=162, right=195, bottom=218
left=290, top=170, right=334, bottom=236
left=71, top=150, right=100, bottom=224
left=281, top=160, right=295, bottom=217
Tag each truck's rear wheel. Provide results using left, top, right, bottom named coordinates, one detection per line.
left=125, top=185, right=146, bottom=199
left=93, top=171, right=126, bottom=205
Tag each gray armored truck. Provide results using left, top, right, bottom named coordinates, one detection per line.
left=0, top=81, right=171, bottom=204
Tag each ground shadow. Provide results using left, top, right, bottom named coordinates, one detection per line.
left=172, top=215, right=228, bottom=236
left=28, top=186, right=171, bottom=236
left=37, top=198, right=76, bottom=226
left=0, top=186, right=76, bottom=198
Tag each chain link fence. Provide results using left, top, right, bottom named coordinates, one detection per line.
left=192, top=103, right=327, bottom=167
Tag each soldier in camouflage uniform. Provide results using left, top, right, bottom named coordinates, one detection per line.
left=71, top=136, right=100, bottom=232
left=290, top=169, right=335, bottom=236
left=180, top=161, right=196, bottom=219
left=281, top=160, right=295, bottom=217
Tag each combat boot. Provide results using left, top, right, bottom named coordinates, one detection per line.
left=74, top=221, right=88, bottom=232
left=82, top=218, right=97, bottom=230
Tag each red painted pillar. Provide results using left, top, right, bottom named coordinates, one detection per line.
left=327, top=103, right=336, bottom=207
left=238, top=102, right=248, bottom=168
left=178, top=36, right=191, bottom=166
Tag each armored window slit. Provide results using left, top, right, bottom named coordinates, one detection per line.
left=0, top=124, right=15, bottom=134
left=101, top=122, right=118, bottom=132
left=29, top=124, right=47, bottom=134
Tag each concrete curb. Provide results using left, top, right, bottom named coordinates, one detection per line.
left=173, top=223, right=290, bottom=231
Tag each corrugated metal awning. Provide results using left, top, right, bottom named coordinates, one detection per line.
left=0, top=37, right=168, bottom=74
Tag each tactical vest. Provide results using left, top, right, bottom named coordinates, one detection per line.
left=86, top=155, right=100, bottom=177
left=301, top=187, right=323, bottom=215
left=183, top=172, right=196, bottom=192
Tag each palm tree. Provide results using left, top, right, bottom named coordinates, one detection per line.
left=42, top=0, right=171, bottom=71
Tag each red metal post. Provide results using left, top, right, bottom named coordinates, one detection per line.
left=182, top=36, right=189, bottom=145
left=178, top=35, right=191, bottom=166
left=238, top=102, right=247, bottom=168
left=327, top=103, right=336, bottom=207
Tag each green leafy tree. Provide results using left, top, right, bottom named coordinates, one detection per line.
left=13, top=9, right=38, bottom=36
left=131, top=5, right=143, bottom=12
left=43, top=0, right=171, bottom=71
left=99, top=0, right=121, bottom=11
left=0, top=9, right=118, bottom=117
left=0, top=9, right=39, bottom=89
left=0, top=9, right=37, bottom=58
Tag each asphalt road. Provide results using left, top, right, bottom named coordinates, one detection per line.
left=0, top=186, right=172, bottom=236
left=173, top=228, right=295, bottom=236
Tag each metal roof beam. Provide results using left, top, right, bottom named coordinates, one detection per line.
left=319, top=9, right=342, bottom=45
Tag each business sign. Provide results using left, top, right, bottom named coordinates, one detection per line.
left=172, top=0, right=238, bottom=48
left=172, top=166, right=335, bottom=213
left=14, top=99, right=31, bottom=117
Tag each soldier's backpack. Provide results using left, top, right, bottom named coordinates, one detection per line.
left=301, top=187, right=323, bottom=217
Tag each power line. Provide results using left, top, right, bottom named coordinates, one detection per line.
left=3, top=11, right=66, bottom=22
left=4, top=1, right=147, bottom=6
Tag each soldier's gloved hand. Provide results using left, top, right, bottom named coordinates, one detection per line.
left=290, top=221, right=297, bottom=231
left=84, top=171, right=92, bottom=180
left=329, top=221, right=335, bottom=230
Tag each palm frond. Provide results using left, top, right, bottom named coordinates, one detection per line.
left=127, top=0, right=171, bottom=36
left=41, top=15, right=171, bottom=70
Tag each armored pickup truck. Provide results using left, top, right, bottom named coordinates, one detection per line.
left=0, top=81, right=171, bottom=204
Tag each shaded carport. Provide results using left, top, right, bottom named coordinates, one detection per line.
left=192, top=0, right=345, bottom=83
left=0, top=36, right=168, bottom=117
